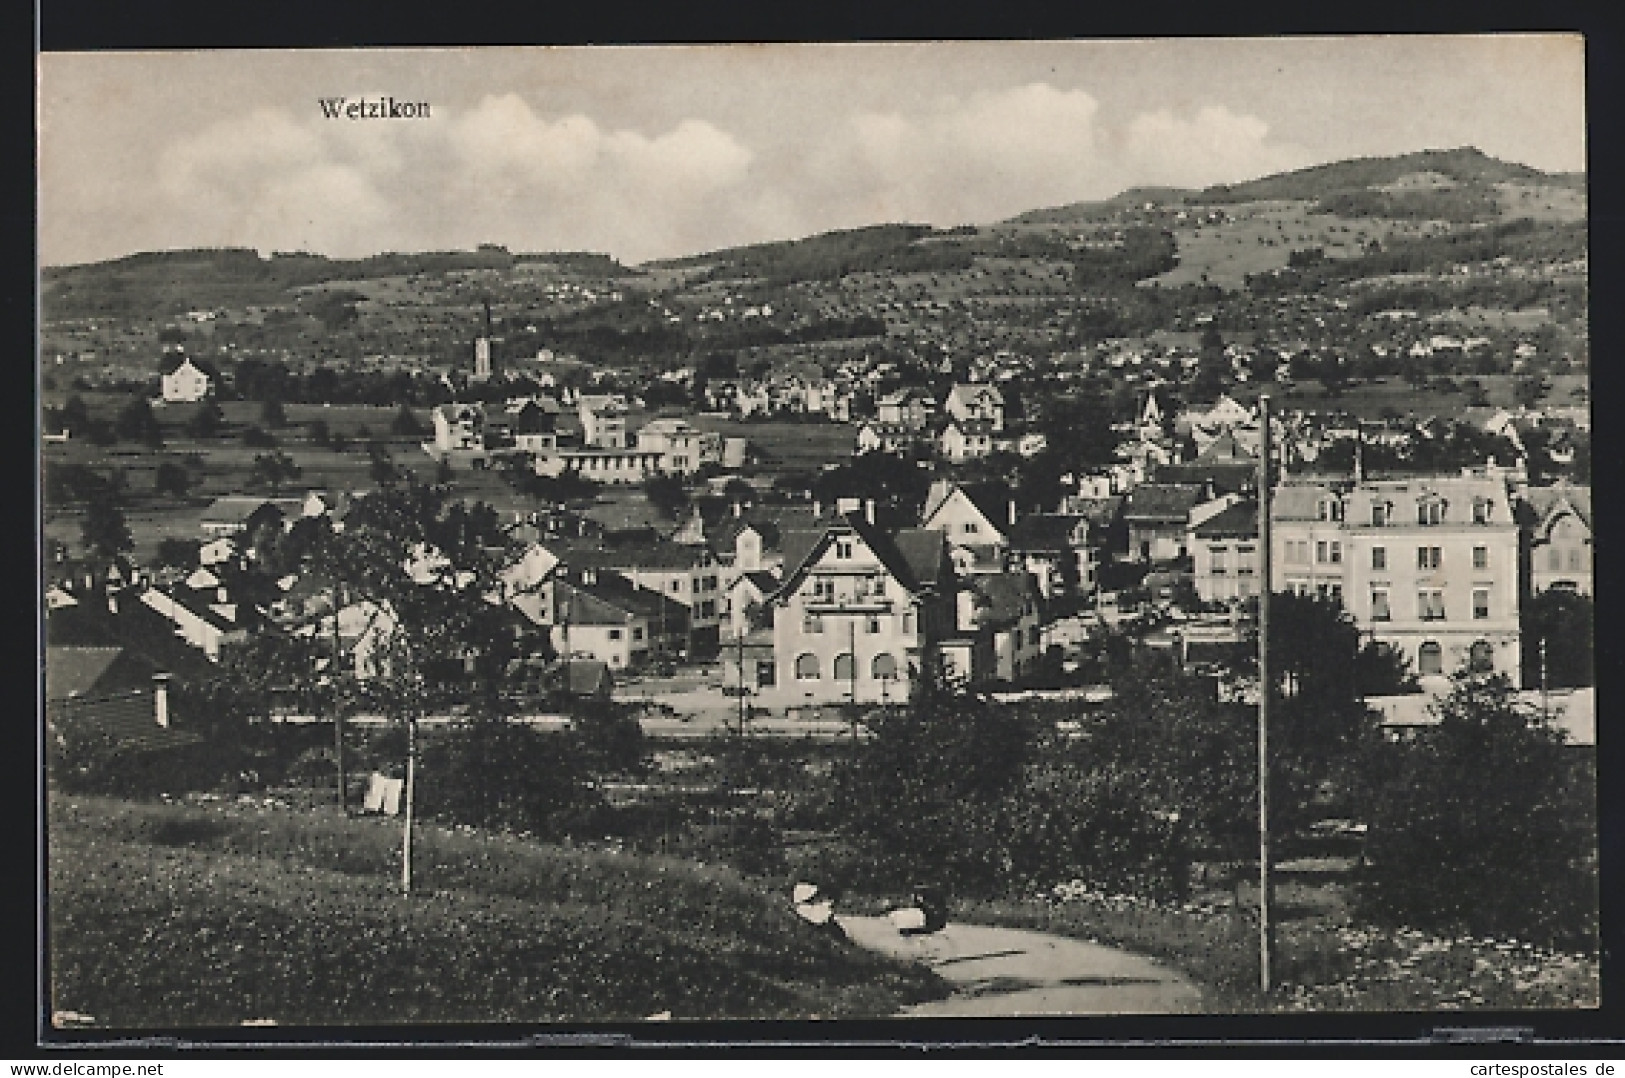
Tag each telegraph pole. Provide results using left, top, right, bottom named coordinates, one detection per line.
left=332, top=582, right=347, bottom=814
left=1256, top=393, right=1275, bottom=995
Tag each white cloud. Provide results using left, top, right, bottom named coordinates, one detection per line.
left=136, top=84, right=1310, bottom=263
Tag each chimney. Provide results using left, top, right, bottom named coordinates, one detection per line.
left=1008, top=498, right=1018, bottom=527
left=864, top=498, right=876, bottom=525
left=731, top=500, right=742, bottom=519
left=106, top=586, right=119, bottom=616
left=153, top=673, right=171, bottom=728
left=217, top=586, right=229, bottom=604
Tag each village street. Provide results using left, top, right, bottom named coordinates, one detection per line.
left=838, top=916, right=1203, bottom=1017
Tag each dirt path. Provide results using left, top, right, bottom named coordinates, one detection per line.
left=837, top=916, right=1203, bottom=1016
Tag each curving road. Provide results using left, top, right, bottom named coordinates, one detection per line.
left=837, top=916, right=1202, bottom=1017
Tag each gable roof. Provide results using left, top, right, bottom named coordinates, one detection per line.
left=948, top=382, right=1004, bottom=408
left=773, top=514, right=947, bottom=602
left=1007, top=514, right=1086, bottom=551
left=46, top=646, right=158, bottom=702
left=1192, top=500, right=1260, bottom=540
left=921, top=480, right=1011, bottom=534
left=46, top=598, right=217, bottom=683
left=1521, top=483, right=1592, bottom=533
left=160, top=354, right=222, bottom=380
left=1122, top=483, right=1205, bottom=524
left=47, top=690, right=202, bottom=755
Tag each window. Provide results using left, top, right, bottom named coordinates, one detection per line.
left=802, top=614, right=823, bottom=634
left=1371, top=501, right=1392, bottom=527
left=1237, top=546, right=1257, bottom=575
left=1417, top=546, right=1442, bottom=571
left=795, top=653, right=820, bottom=680
left=1567, top=547, right=1586, bottom=571
left=1548, top=546, right=1563, bottom=571
left=964, top=521, right=979, bottom=535
left=1318, top=498, right=1343, bottom=522
left=670, top=580, right=682, bottom=594
left=866, top=616, right=881, bottom=634
left=1472, top=499, right=1491, bottom=524
left=902, top=611, right=915, bottom=635
left=1472, top=546, right=1488, bottom=570
left=812, top=576, right=835, bottom=602
left=633, top=627, right=644, bottom=641
left=1418, top=589, right=1446, bottom=621
left=1371, top=588, right=1391, bottom=622
left=1371, top=546, right=1387, bottom=570
left=1473, top=588, right=1490, bottom=620
left=756, top=660, right=776, bottom=688
left=1418, top=641, right=1444, bottom=676
left=833, top=653, right=855, bottom=684
left=1315, top=540, right=1341, bottom=564
left=1212, top=548, right=1228, bottom=575
left=1418, top=498, right=1447, bottom=526
left=836, top=539, right=854, bottom=560
left=872, top=653, right=898, bottom=680
left=1469, top=640, right=1494, bottom=673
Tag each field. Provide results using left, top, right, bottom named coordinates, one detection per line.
left=962, top=880, right=1598, bottom=1013
left=686, top=416, right=857, bottom=472
left=1231, top=373, right=1589, bottom=422
left=47, top=793, right=946, bottom=1027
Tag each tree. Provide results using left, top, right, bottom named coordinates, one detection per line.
left=154, top=536, right=201, bottom=569
left=81, top=498, right=133, bottom=563
left=643, top=473, right=688, bottom=518
left=1521, top=588, right=1594, bottom=689
left=368, top=444, right=398, bottom=487
left=833, top=666, right=1041, bottom=896
left=250, top=451, right=303, bottom=493
left=153, top=459, right=192, bottom=499
left=1357, top=672, right=1596, bottom=948
left=1513, top=374, right=1550, bottom=410
left=260, top=397, right=288, bottom=429
left=390, top=403, right=425, bottom=437
left=185, top=401, right=225, bottom=439
left=242, top=426, right=278, bottom=448
left=115, top=397, right=163, bottom=447
left=308, top=419, right=332, bottom=448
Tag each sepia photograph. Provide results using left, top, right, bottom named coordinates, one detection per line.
left=38, top=36, right=1596, bottom=1030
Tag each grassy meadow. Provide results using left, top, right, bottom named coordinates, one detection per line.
left=47, top=793, right=946, bottom=1027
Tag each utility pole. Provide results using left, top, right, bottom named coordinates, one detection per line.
left=736, top=623, right=747, bottom=736
left=332, top=582, right=347, bottom=814
left=1256, top=393, right=1275, bottom=996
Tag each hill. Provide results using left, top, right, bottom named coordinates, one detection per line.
left=1196, top=147, right=1574, bottom=203
left=48, top=793, right=946, bottom=1025
left=1005, top=186, right=1199, bottom=225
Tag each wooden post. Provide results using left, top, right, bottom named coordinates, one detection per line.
left=1257, top=393, right=1274, bottom=995
left=401, top=717, right=417, bottom=894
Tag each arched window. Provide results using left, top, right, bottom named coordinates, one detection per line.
left=1418, top=641, right=1444, bottom=676
left=795, top=653, right=820, bottom=680
left=833, top=653, right=855, bottom=683
left=1469, top=640, right=1494, bottom=673
left=872, top=653, right=898, bottom=680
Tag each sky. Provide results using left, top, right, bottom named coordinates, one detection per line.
left=38, top=36, right=1586, bottom=268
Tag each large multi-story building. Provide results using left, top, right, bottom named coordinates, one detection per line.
left=1272, top=476, right=1521, bottom=681
left=635, top=417, right=722, bottom=476
left=762, top=513, right=954, bottom=706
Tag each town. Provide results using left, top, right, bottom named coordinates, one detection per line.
left=42, top=144, right=1596, bottom=1024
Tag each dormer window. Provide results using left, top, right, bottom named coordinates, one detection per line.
left=1371, top=501, right=1392, bottom=527
left=1417, top=498, right=1447, bottom=526
left=1472, top=498, right=1491, bottom=524
left=1317, top=497, right=1343, bottom=522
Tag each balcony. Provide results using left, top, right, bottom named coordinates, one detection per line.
left=802, top=595, right=895, bottom=614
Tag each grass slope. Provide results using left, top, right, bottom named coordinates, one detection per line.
left=47, top=795, right=945, bottom=1027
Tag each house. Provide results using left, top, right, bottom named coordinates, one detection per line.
left=578, top=394, right=631, bottom=448
left=764, top=513, right=954, bottom=706
left=544, top=581, right=651, bottom=669
left=1519, top=483, right=1592, bottom=596
left=919, top=480, right=1016, bottom=575
left=876, top=387, right=938, bottom=431
left=856, top=421, right=922, bottom=456
left=160, top=355, right=220, bottom=403
left=1190, top=499, right=1260, bottom=605
left=1005, top=513, right=1094, bottom=599
left=46, top=672, right=203, bottom=785
left=723, top=570, right=780, bottom=640
left=198, top=496, right=291, bottom=539
left=541, top=658, right=614, bottom=699
left=46, top=645, right=160, bottom=702
left=950, top=572, right=1044, bottom=683
left=431, top=402, right=486, bottom=454
left=506, top=398, right=561, bottom=453
left=1121, top=483, right=1206, bottom=563
left=138, top=585, right=251, bottom=660
left=1275, top=476, right=1522, bottom=681
left=636, top=417, right=722, bottom=475
left=944, top=382, right=1005, bottom=432
left=936, top=418, right=997, bottom=463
